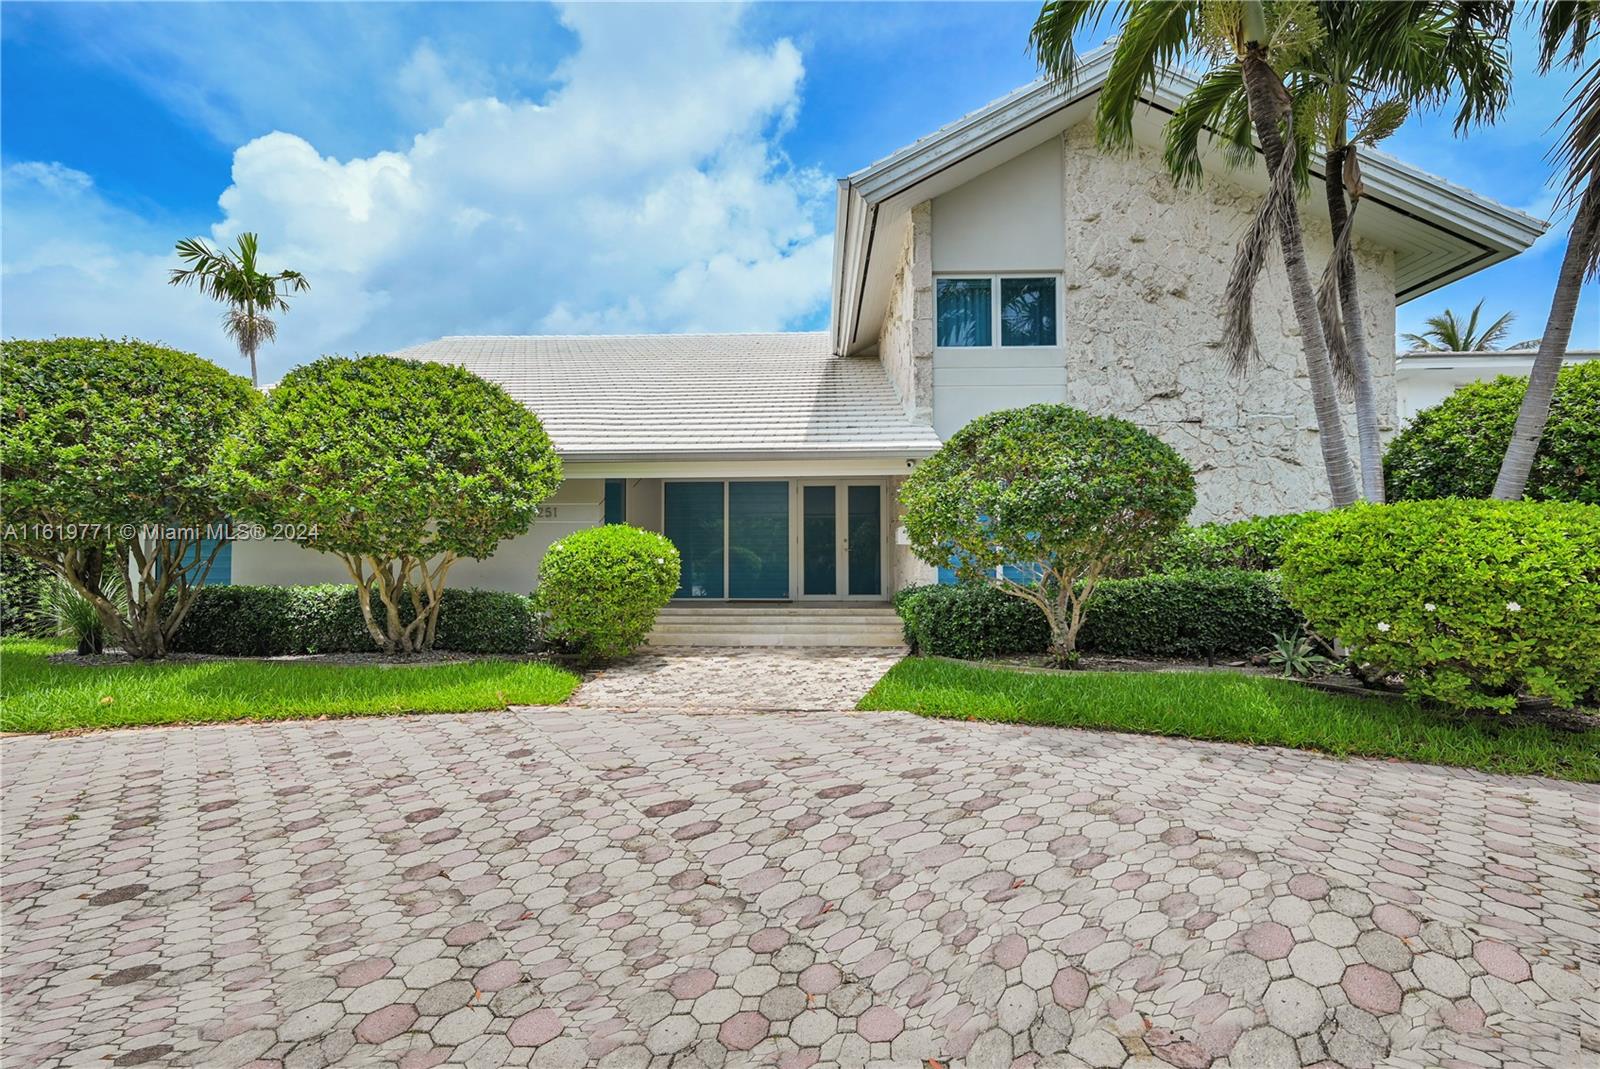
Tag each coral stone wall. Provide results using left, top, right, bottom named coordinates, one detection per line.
left=1059, top=124, right=1396, bottom=519
left=877, top=203, right=935, bottom=424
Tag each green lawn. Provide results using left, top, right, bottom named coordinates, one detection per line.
left=0, top=638, right=580, bottom=734
left=859, top=657, right=1600, bottom=782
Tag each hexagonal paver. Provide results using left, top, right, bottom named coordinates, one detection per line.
left=4, top=670, right=1594, bottom=1069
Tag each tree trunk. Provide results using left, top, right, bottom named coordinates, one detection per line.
left=1325, top=145, right=1385, bottom=502
left=1241, top=45, right=1359, bottom=507
left=1492, top=175, right=1600, bottom=500
left=77, top=547, right=105, bottom=655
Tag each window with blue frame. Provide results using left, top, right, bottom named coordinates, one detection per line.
left=604, top=479, right=626, bottom=524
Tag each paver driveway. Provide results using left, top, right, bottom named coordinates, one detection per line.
left=3, top=706, right=1597, bottom=1068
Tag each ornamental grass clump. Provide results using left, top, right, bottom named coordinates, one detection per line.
left=899, top=404, right=1196, bottom=667
left=1280, top=499, right=1600, bottom=711
left=536, top=525, right=680, bottom=665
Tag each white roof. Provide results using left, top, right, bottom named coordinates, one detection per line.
left=831, top=46, right=1549, bottom=355
left=392, top=332, right=942, bottom=461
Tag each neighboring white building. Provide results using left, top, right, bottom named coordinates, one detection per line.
left=229, top=49, right=1545, bottom=603
left=1396, top=349, right=1598, bottom=422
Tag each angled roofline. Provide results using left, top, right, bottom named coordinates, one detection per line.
left=830, top=46, right=1550, bottom=354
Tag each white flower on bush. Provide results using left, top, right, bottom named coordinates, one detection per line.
left=1506, top=601, right=1522, bottom=612
left=1376, top=621, right=1391, bottom=633
left=1424, top=602, right=1436, bottom=612
left=655, top=557, right=665, bottom=564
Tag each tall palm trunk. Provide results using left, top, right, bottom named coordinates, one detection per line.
left=1492, top=174, right=1600, bottom=500
left=1241, top=44, right=1360, bottom=507
left=244, top=297, right=259, bottom=387
left=1325, top=145, right=1385, bottom=502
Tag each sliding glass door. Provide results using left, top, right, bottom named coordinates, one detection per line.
left=663, top=481, right=790, bottom=600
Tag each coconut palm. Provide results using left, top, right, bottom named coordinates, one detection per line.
left=1031, top=0, right=1360, bottom=506
left=1401, top=300, right=1519, bottom=351
left=169, top=233, right=308, bottom=387
left=1494, top=0, right=1600, bottom=499
left=1163, top=1, right=1512, bottom=502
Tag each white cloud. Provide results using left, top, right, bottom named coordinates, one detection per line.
left=1, top=3, right=834, bottom=381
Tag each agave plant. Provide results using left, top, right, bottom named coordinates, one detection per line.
left=1263, top=627, right=1335, bottom=678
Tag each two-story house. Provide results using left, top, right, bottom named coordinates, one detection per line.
left=227, top=52, right=1544, bottom=640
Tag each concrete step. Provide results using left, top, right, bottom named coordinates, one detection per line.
left=647, top=605, right=905, bottom=647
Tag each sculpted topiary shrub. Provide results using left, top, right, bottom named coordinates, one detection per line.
left=0, top=338, right=258, bottom=657
left=1384, top=362, right=1599, bottom=504
left=1280, top=500, right=1600, bottom=711
left=219, top=356, right=562, bottom=654
left=900, top=404, right=1196, bottom=666
left=536, top=525, right=680, bottom=664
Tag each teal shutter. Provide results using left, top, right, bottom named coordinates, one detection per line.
left=663, top=482, right=724, bottom=598
left=604, top=479, right=626, bottom=525
left=728, top=482, right=789, bottom=599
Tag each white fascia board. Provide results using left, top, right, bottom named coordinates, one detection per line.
left=563, top=456, right=929, bottom=479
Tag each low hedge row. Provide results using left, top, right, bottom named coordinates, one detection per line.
left=897, top=569, right=1301, bottom=662
left=170, top=584, right=539, bottom=655
left=1141, top=512, right=1321, bottom=574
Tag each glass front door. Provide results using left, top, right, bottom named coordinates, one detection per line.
left=800, top=482, right=882, bottom=599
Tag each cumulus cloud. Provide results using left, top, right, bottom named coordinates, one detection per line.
left=1, top=3, right=834, bottom=382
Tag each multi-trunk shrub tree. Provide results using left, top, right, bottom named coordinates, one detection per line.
left=900, top=403, right=1196, bottom=666
left=0, top=338, right=258, bottom=658
left=219, top=355, right=563, bottom=654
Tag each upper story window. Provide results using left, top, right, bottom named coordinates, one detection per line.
left=936, top=274, right=1059, bottom=348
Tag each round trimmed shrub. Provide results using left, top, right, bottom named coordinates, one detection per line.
left=1145, top=512, right=1322, bottom=574
left=900, top=404, right=1195, bottom=664
left=1280, top=500, right=1600, bottom=711
left=1384, top=361, right=1599, bottom=503
left=536, top=525, right=680, bottom=664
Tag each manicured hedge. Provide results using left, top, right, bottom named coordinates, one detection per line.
left=1281, top=500, right=1600, bottom=711
left=1383, top=361, right=1599, bottom=504
left=896, top=569, right=1300, bottom=662
left=1, top=549, right=52, bottom=637
left=170, top=585, right=539, bottom=656
left=1147, top=512, right=1322, bottom=573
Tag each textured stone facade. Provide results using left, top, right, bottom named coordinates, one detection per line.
left=1058, top=124, right=1396, bottom=520
left=878, top=203, right=935, bottom=423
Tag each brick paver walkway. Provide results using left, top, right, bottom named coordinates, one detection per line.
left=571, top=647, right=904, bottom=712
left=3, top=708, right=1596, bottom=1068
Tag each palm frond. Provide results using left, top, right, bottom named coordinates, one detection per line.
left=1030, top=0, right=1118, bottom=84
left=1163, top=62, right=1248, bottom=186
left=1221, top=140, right=1299, bottom=371
left=1096, top=1, right=1202, bottom=150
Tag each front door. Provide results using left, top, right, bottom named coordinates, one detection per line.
left=799, top=482, right=883, bottom=599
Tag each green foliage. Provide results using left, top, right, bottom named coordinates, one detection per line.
left=1, top=637, right=578, bottom=734
left=900, top=404, right=1195, bottom=662
left=895, top=569, right=1297, bottom=662
left=1, top=337, right=257, bottom=549
left=1078, top=570, right=1303, bottom=660
left=1385, top=362, right=1600, bottom=504
left=45, top=572, right=127, bottom=652
left=1264, top=628, right=1335, bottom=679
left=0, top=338, right=258, bottom=656
left=219, top=355, right=562, bottom=652
left=536, top=525, right=680, bottom=664
left=1, top=550, right=52, bottom=637
left=894, top=584, right=1051, bottom=659
left=1146, top=512, right=1322, bottom=573
left=1281, top=500, right=1600, bottom=711
left=170, top=585, right=539, bottom=656
left=859, top=658, right=1600, bottom=782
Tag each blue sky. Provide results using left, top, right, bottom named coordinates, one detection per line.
left=2, top=1, right=1593, bottom=383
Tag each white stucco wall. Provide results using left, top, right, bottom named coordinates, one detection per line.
left=929, top=142, right=1070, bottom=439
left=228, top=479, right=605, bottom=593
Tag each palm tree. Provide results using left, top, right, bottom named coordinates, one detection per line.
left=1493, top=0, right=1600, bottom=499
left=1164, top=1, right=1512, bottom=502
left=169, top=233, right=308, bottom=387
left=1401, top=300, right=1519, bottom=350
left=1031, top=1, right=1360, bottom=506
